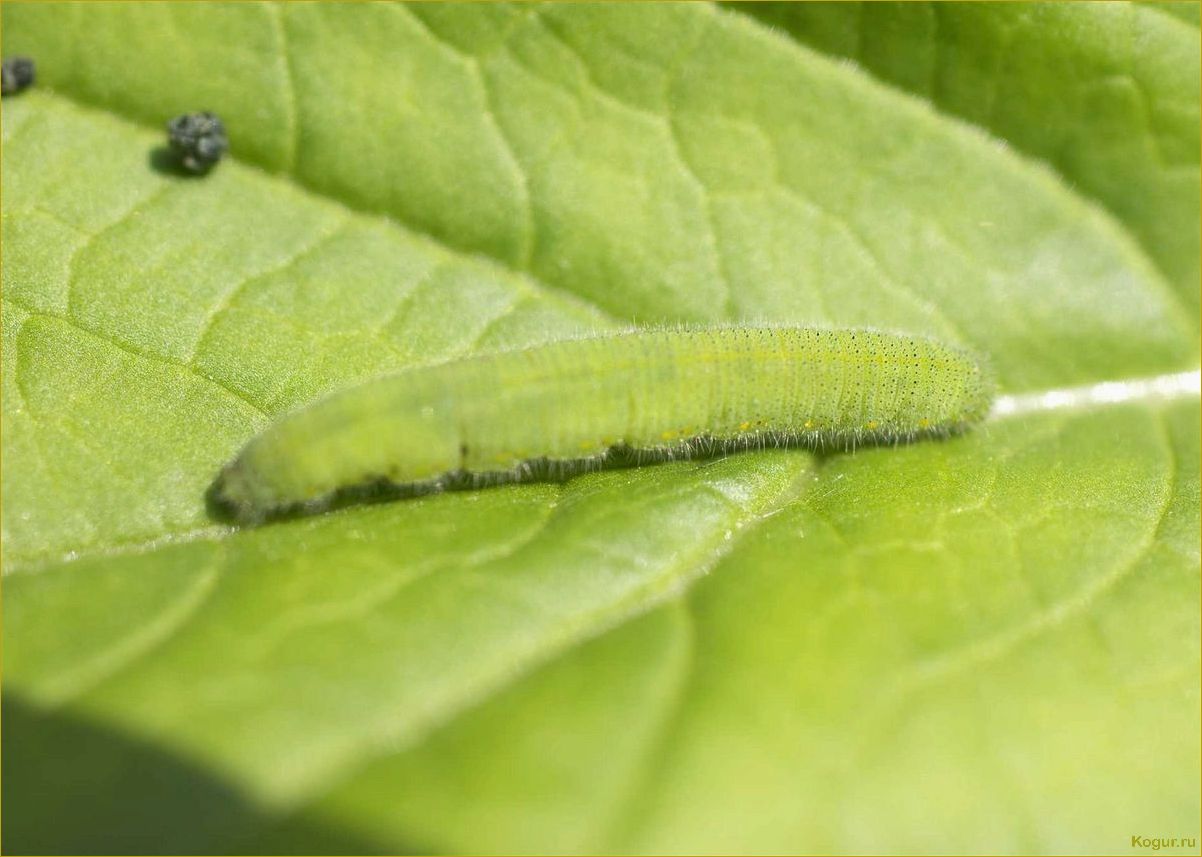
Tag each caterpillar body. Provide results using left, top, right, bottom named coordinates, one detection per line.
left=210, top=326, right=993, bottom=523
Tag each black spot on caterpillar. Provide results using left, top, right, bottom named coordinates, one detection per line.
left=209, top=325, right=994, bottom=524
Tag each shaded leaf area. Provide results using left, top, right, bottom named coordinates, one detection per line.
left=2, top=695, right=398, bottom=856
left=4, top=401, right=1197, bottom=854
left=1, top=3, right=1199, bottom=854
left=736, top=1, right=1202, bottom=312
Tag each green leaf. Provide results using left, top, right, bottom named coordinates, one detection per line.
left=735, top=1, right=1202, bottom=314
left=1141, top=2, right=1202, bottom=28
left=2, top=3, right=1198, bottom=854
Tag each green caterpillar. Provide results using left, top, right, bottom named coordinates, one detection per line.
left=210, top=326, right=993, bottom=523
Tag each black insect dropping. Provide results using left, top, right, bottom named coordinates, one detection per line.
left=166, top=111, right=229, bottom=174
left=1, top=56, right=36, bottom=96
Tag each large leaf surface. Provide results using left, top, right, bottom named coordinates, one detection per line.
left=738, top=1, right=1202, bottom=312
left=2, top=3, right=1198, bottom=854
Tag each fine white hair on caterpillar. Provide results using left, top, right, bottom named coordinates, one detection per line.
left=209, top=325, right=994, bottom=524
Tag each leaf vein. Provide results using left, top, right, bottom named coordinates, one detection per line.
left=3, top=296, right=270, bottom=418
left=188, top=216, right=353, bottom=362
left=266, top=2, right=300, bottom=173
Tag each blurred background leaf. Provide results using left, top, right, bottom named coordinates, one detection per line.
left=2, top=3, right=1198, bottom=853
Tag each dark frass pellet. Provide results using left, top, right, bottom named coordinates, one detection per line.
left=1, top=56, right=36, bottom=96
left=167, top=111, right=228, bottom=173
